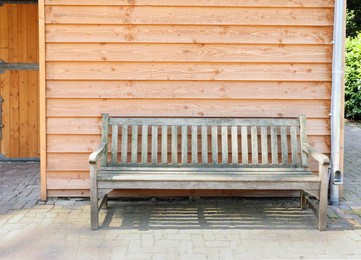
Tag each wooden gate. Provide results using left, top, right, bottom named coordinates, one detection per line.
left=0, top=3, right=39, bottom=158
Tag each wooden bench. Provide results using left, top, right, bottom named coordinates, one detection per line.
left=89, top=114, right=330, bottom=230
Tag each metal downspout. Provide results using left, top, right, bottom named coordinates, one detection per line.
left=330, top=0, right=346, bottom=205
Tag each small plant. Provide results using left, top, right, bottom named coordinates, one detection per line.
left=345, top=34, right=361, bottom=120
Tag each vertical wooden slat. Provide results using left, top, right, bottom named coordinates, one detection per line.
left=181, top=125, right=188, bottom=164
left=299, top=115, right=309, bottom=167
left=318, top=163, right=330, bottom=230
left=141, top=125, right=148, bottom=163
left=100, top=113, right=109, bottom=167
left=27, top=4, right=39, bottom=158
left=281, top=126, right=288, bottom=164
left=9, top=70, right=20, bottom=156
left=261, top=126, right=268, bottom=164
left=151, top=125, right=158, bottom=163
left=28, top=74, right=39, bottom=156
left=231, top=126, right=238, bottom=164
left=290, top=125, right=298, bottom=164
left=8, top=5, right=19, bottom=157
left=161, top=125, right=168, bottom=164
left=171, top=126, right=178, bottom=164
left=201, top=126, right=208, bottom=164
left=131, top=125, right=138, bottom=163
left=38, top=0, right=46, bottom=199
left=241, top=126, right=248, bottom=164
left=271, top=126, right=278, bottom=164
left=221, top=126, right=228, bottom=164
left=0, top=5, right=10, bottom=157
left=18, top=5, right=29, bottom=157
left=251, top=126, right=258, bottom=164
left=211, top=126, right=218, bottom=164
left=191, top=126, right=198, bottom=164
left=111, top=125, right=119, bottom=164
left=120, top=125, right=127, bottom=163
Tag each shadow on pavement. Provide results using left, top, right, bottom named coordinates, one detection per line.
left=100, top=198, right=320, bottom=230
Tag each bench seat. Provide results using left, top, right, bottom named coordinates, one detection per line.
left=89, top=114, right=330, bottom=230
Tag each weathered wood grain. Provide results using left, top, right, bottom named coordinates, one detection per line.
left=111, top=125, right=118, bottom=163
left=49, top=151, right=328, bottom=172
left=120, top=125, right=127, bottom=163
left=161, top=125, right=168, bottom=164
left=131, top=126, right=138, bottom=163
left=171, top=126, right=177, bottom=163
left=87, top=115, right=329, bottom=229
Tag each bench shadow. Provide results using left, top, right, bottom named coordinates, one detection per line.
left=100, top=198, right=319, bottom=230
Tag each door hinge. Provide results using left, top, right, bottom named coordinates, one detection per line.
left=0, top=60, right=39, bottom=74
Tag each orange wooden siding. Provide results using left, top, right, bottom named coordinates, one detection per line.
left=0, top=4, right=39, bottom=158
left=43, top=0, right=334, bottom=197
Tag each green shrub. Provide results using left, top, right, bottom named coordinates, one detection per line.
left=345, top=34, right=361, bottom=120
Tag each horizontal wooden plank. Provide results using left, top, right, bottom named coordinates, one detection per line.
left=97, top=172, right=319, bottom=181
left=46, top=43, right=332, bottom=63
left=47, top=171, right=89, bottom=189
left=46, top=81, right=331, bottom=100
left=108, top=117, right=301, bottom=127
left=100, top=167, right=311, bottom=173
left=45, top=0, right=334, bottom=8
left=47, top=117, right=330, bottom=135
left=98, top=179, right=320, bottom=190
left=45, top=25, right=333, bottom=45
left=47, top=117, right=102, bottom=134
left=47, top=189, right=89, bottom=197
left=46, top=62, right=332, bottom=81
left=47, top=153, right=90, bottom=171
left=48, top=135, right=101, bottom=153
left=47, top=134, right=330, bottom=153
left=46, top=188, right=300, bottom=198
left=46, top=99, right=330, bottom=118
left=45, top=6, right=333, bottom=26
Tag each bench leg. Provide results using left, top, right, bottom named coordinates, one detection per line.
left=102, top=194, right=108, bottom=209
left=318, top=164, right=330, bottom=231
left=300, top=190, right=308, bottom=210
left=90, top=164, right=99, bottom=230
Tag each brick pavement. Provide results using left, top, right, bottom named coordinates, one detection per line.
left=0, top=125, right=361, bottom=259
left=0, top=163, right=39, bottom=214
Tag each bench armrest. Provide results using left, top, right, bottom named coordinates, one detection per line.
left=302, top=143, right=329, bottom=165
left=89, top=142, right=107, bottom=164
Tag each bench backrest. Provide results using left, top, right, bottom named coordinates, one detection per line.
left=100, top=114, right=308, bottom=167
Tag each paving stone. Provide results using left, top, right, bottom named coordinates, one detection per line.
left=141, top=233, right=154, bottom=247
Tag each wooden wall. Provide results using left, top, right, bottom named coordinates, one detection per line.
left=0, top=4, right=39, bottom=158
left=42, top=0, right=334, bottom=197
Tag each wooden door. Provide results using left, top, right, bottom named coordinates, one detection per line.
left=0, top=4, right=39, bottom=158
